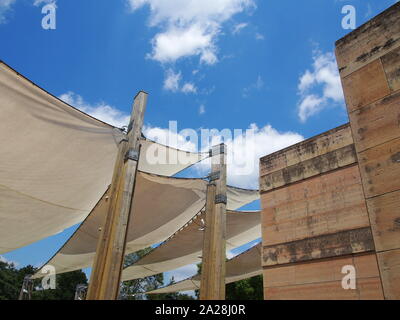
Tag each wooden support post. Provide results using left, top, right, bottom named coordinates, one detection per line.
left=200, top=143, right=227, bottom=300
left=86, top=91, right=148, bottom=300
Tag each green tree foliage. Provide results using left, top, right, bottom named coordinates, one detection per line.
left=225, top=275, right=263, bottom=300
left=121, top=249, right=195, bottom=300
left=32, top=270, right=87, bottom=300
left=1, top=251, right=264, bottom=300
left=0, top=259, right=87, bottom=300
left=0, top=260, right=20, bottom=300
left=194, top=262, right=263, bottom=300
left=120, top=247, right=164, bottom=300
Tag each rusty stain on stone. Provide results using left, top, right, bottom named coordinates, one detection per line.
left=365, top=165, right=373, bottom=173
left=356, top=52, right=369, bottom=62
left=383, top=38, right=395, bottom=49
left=263, top=251, right=277, bottom=263
left=381, top=91, right=400, bottom=104
left=358, top=127, right=366, bottom=136
left=339, top=66, right=347, bottom=73
left=371, top=46, right=382, bottom=55
left=262, top=228, right=374, bottom=266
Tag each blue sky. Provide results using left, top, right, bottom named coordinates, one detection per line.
left=1, top=0, right=398, bottom=288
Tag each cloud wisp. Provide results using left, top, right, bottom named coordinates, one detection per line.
left=242, top=75, right=264, bottom=98
left=144, top=122, right=303, bottom=189
left=0, top=0, right=16, bottom=24
left=198, top=104, right=206, bottom=115
left=59, top=92, right=303, bottom=189
left=232, top=22, right=248, bottom=35
left=0, top=254, right=19, bottom=267
left=194, top=123, right=303, bottom=189
left=127, top=0, right=256, bottom=93
left=163, top=69, right=198, bottom=94
left=297, top=50, right=345, bottom=122
left=59, top=92, right=130, bottom=128
left=128, top=0, right=255, bottom=65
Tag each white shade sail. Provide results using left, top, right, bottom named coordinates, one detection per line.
left=145, top=243, right=262, bottom=295
left=0, top=62, right=208, bottom=254
left=121, top=210, right=261, bottom=281
left=32, top=172, right=259, bottom=278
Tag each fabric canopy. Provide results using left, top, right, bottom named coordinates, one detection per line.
left=0, top=62, right=208, bottom=254
left=121, top=210, right=260, bottom=281
left=139, top=138, right=209, bottom=176
left=32, top=172, right=259, bottom=278
left=145, top=243, right=262, bottom=294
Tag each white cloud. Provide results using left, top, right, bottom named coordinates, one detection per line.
left=365, top=3, right=372, bottom=18
left=255, top=32, right=264, bottom=40
left=218, top=123, right=303, bottom=188
left=0, top=0, right=58, bottom=24
left=143, top=124, right=198, bottom=152
left=199, top=48, right=218, bottom=65
left=33, top=0, right=56, bottom=6
left=0, top=255, right=19, bottom=267
left=254, top=75, right=264, bottom=89
left=143, top=122, right=303, bottom=189
left=232, top=22, right=248, bottom=34
left=298, top=94, right=325, bottom=122
left=199, top=104, right=205, bottom=115
left=164, top=264, right=198, bottom=283
left=163, top=69, right=197, bottom=94
left=128, top=0, right=255, bottom=64
left=297, top=50, right=344, bottom=122
left=59, top=92, right=130, bottom=128
left=62, top=92, right=303, bottom=190
left=242, top=75, right=264, bottom=97
left=181, top=82, right=197, bottom=94
left=150, top=24, right=217, bottom=65
left=163, top=69, right=181, bottom=92
left=0, top=0, right=16, bottom=24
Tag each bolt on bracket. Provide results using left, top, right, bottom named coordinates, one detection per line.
left=124, top=149, right=139, bottom=162
left=215, top=194, right=227, bottom=205
left=209, top=144, right=226, bottom=157
left=208, top=171, right=220, bottom=182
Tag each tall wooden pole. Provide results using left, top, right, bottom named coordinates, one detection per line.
left=86, top=91, right=148, bottom=300
left=200, top=143, right=227, bottom=300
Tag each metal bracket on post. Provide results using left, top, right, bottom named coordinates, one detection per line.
left=19, top=275, right=33, bottom=300
left=215, top=194, right=227, bottom=205
left=74, top=284, right=88, bottom=300
left=127, top=120, right=134, bottom=134
left=208, top=171, right=220, bottom=182
left=209, top=143, right=226, bottom=157
left=198, top=218, right=206, bottom=231
left=124, top=149, right=139, bottom=162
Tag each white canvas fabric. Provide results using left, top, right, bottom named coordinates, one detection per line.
left=32, top=172, right=259, bottom=278
left=139, top=138, right=209, bottom=176
left=145, top=243, right=262, bottom=294
left=0, top=62, right=208, bottom=254
left=121, top=210, right=260, bottom=281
